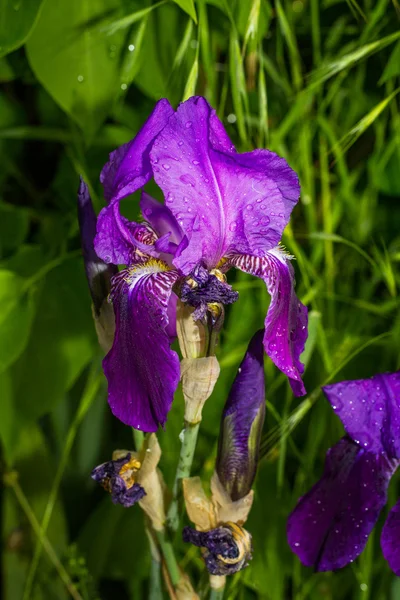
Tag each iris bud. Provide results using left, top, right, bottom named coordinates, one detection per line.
left=77, top=178, right=117, bottom=352
left=216, top=329, right=266, bottom=501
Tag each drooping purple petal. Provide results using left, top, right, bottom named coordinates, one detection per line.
left=216, top=329, right=265, bottom=500
left=228, top=248, right=308, bottom=396
left=150, top=96, right=300, bottom=273
left=103, top=263, right=180, bottom=431
left=91, top=453, right=146, bottom=508
left=77, top=178, right=117, bottom=313
left=381, top=498, right=400, bottom=575
left=287, top=437, right=395, bottom=571
left=95, top=99, right=174, bottom=264
left=323, top=372, right=400, bottom=458
left=183, top=524, right=252, bottom=576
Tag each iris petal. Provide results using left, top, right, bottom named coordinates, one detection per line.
left=323, top=372, right=400, bottom=458
left=229, top=248, right=307, bottom=395
left=287, top=437, right=395, bottom=571
left=104, top=262, right=180, bottom=432
left=381, top=498, right=400, bottom=575
left=150, top=96, right=300, bottom=274
left=95, top=99, right=174, bottom=265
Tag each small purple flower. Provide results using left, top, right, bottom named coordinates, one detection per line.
left=216, top=329, right=265, bottom=501
left=91, top=452, right=146, bottom=508
left=90, top=96, right=308, bottom=432
left=182, top=523, right=252, bottom=576
left=287, top=372, right=400, bottom=574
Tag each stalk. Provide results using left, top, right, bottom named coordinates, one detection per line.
left=5, top=473, right=82, bottom=600
left=166, top=420, right=200, bottom=533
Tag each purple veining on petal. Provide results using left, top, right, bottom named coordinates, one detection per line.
left=104, top=264, right=180, bottom=432
left=91, top=453, right=146, bottom=508
left=140, top=191, right=183, bottom=245
left=77, top=178, right=117, bottom=313
left=150, top=96, right=300, bottom=274
left=228, top=249, right=307, bottom=396
left=216, top=329, right=265, bottom=500
left=323, top=371, right=400, bottom=458
left=182, top=525, right=252, bottom=576
left=381, top=498, right=400, bottom=576
left=287, top=437, right=396, bottom=571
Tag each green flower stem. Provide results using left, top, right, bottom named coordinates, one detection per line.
left=167, top=420, right=200, bottom=533
left=23, top=365, right=103, bottom=600
left=155, top=529, right=181, bottom=587
left=5, top=473, right=83, bottom=600
left=149, top=556, right=163, bottom=600
left=209, top=586, right=225, bottom=600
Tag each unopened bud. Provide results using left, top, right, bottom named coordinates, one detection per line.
left=216, top=329, right=265, bottom=500
left=77, top=178, right=117, bottom=350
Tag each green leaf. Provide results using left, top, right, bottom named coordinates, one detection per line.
left=379, top=40, right=400, bottom=84
left=12, top=257, right=96, bottom=423
left=26, top=0, right=125, bottom=137
left=0, top=203, right=29, bottom=256
left=0, top=0, right=44, bottom=58
left=0, top=270, right=37, bottom=373
left=171, top=0, right=197, bottom=22
left=0, top=56, right=15, bottom=81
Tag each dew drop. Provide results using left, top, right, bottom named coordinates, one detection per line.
left=192, top=160, right=200, bottom=165
left=178, top=140, right=184, bottom=146
left=77, top=74, right=84, bottom=83
left=229, top=222, right=237, bottom=232
left=121, top=83, right=127, bottom=90
left=185, top=121, right=192, bottom=128
left=128, top=44, right=135, bottom=52
left=246, top=204, right=253, bottom=210
left=162, top=164, right=171, bottom=171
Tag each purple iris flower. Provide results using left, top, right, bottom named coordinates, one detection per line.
left=92, top=95, right=308, bottom=432
left=287, top=371, right=400, bottom=575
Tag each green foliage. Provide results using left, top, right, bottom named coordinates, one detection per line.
left=0, top=0, right=400, bottom=598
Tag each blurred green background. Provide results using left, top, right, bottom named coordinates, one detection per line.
left=1, top=0, right=400, bottom=598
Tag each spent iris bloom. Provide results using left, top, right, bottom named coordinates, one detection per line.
left=88, top=95, right=308, bottom=432
left=183, top=329, right=265, bottom=575
left=92, top=452, right=145, bottom=508
left=287, top=371, right=400, bottom=574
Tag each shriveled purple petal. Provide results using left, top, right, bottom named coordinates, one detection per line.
left=323, top=372, right=400, bottom=458
left=229, top=248, right=308, bottom=396
left=104, top=263, right=180, bottom=431
left=381, top=498, right=400, bottom=575
left=182, top=524, right=252, bottom=576
left=180, top=263, right=238, bottom=321
left=77, top=178, right=117, bottom=313
left=95, top=99, right=174, bottom=265
left=216, top=329, right=265, bottom=500
left=150, top=96, right=300, bottom=273
left=287, top=437, right=396, bottom=571
left=91, top=453, right=146, bottom=508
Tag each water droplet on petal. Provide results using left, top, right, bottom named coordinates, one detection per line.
left=192, top=160, right=200, bottom=165
left=162, top=164, right=170, bottom=171
left=229, top=222, right=237, bottom=232
left=246, top=204, right=253, bottom=210
left=185, top=121, right=192, bottom=128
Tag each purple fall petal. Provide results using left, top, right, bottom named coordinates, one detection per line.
left=287, top=437, right=395, bottom=571
left=229, top=249, right=308, bottom=395
left=150, top=96, right=300, bottom=274
left=77, top=178, right=117, bottom=313
left=216, top=329, right=265, bottom=500
left=94, top=99, right=174, bottom=264
left=323, top=372, right=400, bottom=458
left=104, top=264, right=180, bottom=432
left=381, top=498, right=400, bottom=575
